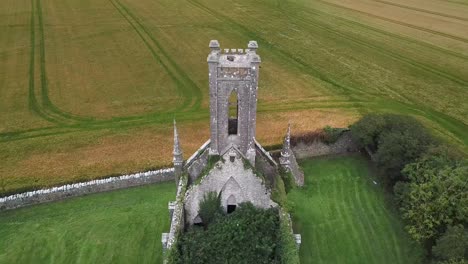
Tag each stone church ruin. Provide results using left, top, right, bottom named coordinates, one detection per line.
left=162, top=40, right=303, bottom=256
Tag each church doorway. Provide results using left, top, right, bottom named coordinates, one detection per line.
left=227, top=204, right=236, bottom=214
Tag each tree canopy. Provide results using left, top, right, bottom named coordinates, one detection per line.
left=350, top=113, right=437, bottom=186
left=394, top=148, right=468, bottom=242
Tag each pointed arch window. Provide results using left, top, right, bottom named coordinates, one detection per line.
left=228, top=91, right=238, bottom=135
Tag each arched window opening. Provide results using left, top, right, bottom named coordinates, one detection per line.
left=228, top=91, right=238, bottom=135
left=227, top=195, right=237, bottom=214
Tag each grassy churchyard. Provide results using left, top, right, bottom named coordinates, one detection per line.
left=1, top=0, right=467, bottom=195
left=0, top=182, right=175, bottom=264
left=0, top=156, right=424, bottom=263
left=288, top=155, right=423, bottom=264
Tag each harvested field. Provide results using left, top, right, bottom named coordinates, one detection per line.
left=0, top=0, right=467, bottom=194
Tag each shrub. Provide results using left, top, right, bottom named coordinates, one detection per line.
left=198, top=191, right=222, bottom=227
left=175, top=203, right=282, bottom=264
left=323, top=125, right=345, bottom=144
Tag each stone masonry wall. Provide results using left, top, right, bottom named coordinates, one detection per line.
left=0, top=168, right=175, bottom=211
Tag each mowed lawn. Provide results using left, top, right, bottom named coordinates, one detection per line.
left=0, top=182, right=175, bottom=264
left=1, top=0, right=467, bottom=194
left=288, top=155, right=423, bottom=264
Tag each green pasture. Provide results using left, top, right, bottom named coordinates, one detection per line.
left=0, top=0, right=467, bottom=194
left=0, top=182, right=175, bottom=264
left=288, top=155, right=423, bottom=264
left=0, top=156, right=424, bottom=263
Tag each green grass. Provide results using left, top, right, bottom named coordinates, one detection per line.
left=0, top=182, right=175, bottom=263
left=288, top=155, right=423, bottom=264
left=0, top=0, right=467, bottom=194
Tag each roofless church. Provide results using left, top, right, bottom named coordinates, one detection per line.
left=162, top=40, right=303, bottom=252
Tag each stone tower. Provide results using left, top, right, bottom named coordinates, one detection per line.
left=207, top=40, right=261, bottom=164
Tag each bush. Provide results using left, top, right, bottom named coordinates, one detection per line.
left=351, top=113, right=437, bottom=186
left=323, top=125, right=345, bottom=144
left=175, top=203, right=283, bottom=264
left=198, top=191, right=222, bottom=227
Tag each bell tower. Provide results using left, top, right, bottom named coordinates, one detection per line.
left=207, top=40, right=261, bottom=164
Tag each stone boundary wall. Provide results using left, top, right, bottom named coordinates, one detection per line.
left=292, top=131, right=359, bottom=159
left=0, top=168, right=175, bottom=211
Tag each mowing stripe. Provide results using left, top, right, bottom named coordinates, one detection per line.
left=348, top=173, right=380, bottom=263
left=331, top=172, right=363, bottom=263
left=373, top=0, right=468, bottom=22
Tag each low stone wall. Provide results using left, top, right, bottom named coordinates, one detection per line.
left=292, top=131, right=358, bottom=159
left=0, top=168, right=175, bottom=211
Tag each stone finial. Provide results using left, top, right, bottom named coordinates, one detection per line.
left=209, top=40, right=220, bottom=51
left=281, top=122, right=291, bottom=158
left=173, top=119, right=183, bottom=159
left=248, top=40, right=258, bottom=50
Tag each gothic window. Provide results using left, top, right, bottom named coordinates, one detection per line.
left=228, top=91, right=238, bottom=135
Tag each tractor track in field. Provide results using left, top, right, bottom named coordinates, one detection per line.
left=373, top=0, right=468, bottom=22
left=275, top=1, right=468, bottom=85
left=186, top=0, right=369, bottom=101
left=318, top=0, right=468, bottom=45
left=29, top=0, right=92, bottom=125
left=2, top=0, right=466, bottom=149
left=110, top=0, right=202, bottom=112
left=23, top=0, right=204, bottom=137
left=279, top=0, right=468, bottom=61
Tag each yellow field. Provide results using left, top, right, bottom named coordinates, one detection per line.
left=0, top=0, right=467, bottom=195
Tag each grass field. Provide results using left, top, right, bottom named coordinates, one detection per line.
left=1, top=0, right=467, bottom=195
left=288, top=155, right=423, bottom=263
left=0, top=182, right=175, bottom=263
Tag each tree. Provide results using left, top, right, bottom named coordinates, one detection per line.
left=395, top=148, right=468, bottom=242
left=433, top=225, right=468, bottom=262
left=350, top=113, right=437, bottom=186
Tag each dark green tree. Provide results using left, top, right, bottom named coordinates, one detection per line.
left=395, top=148, right=468, bottom=242
left=433, top=225, right=468, bottom=262
left=351, top=113, right=437, bottom=186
